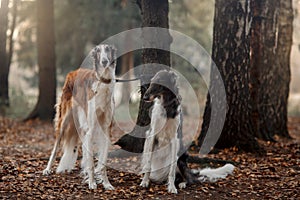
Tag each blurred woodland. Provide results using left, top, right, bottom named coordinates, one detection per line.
left=0, top=0, right=299, bottom=118
left=0, top=0, right=215, bottom=118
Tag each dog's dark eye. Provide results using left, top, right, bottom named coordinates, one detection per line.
left=105, top=46, right=109, bottom=52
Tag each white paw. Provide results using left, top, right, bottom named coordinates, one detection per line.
left=103, top=183, right=115, bottom=190
left=140, top=179, right=150, bottom=188
left=42, top=169, right=52, bottom=175
left=95, top=177, right=103, bottom=184
left=178, top=182, right=186, bottom=189
left=89, top=181, right=97, bottom=190
left=168, top=184, right=177, bottom=194
left=56, top=167, right=68, bottom=174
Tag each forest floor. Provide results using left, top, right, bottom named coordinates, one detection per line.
left=0, top=116, right=299, bottom=200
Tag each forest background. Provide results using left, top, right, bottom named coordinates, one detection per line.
left=3, top=0, right=300, bottom=119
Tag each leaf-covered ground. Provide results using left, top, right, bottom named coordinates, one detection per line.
left=0, top=116, right=299, bottom=199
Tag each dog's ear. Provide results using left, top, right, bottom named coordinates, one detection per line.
left=110, top=45, right=117, bottom=59
left=169, top=71, right=178, bottom=84
left=92, top=46, right=101, bottom=70
left=92, top=46, right=100, bottom=59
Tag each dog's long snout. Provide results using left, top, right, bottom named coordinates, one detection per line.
left=102, top=60, right=108, bottom=67
left=143, top=93, right=150, bottom=101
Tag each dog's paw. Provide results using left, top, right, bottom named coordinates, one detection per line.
left=95, top=177, right=103, bottom=184
left=140, top=179, right=150, bottom=188
left=42, top=169, right=52, bottom=175
left=168, top=184, right=178, bottom=194
left=103, top=183, right=115, bottom=190
left=178, top=182, right=186, bottom=189
left=88, top=181, right=97, bottom=190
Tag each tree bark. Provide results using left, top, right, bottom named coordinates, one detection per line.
left=249, top=0, right=263, bottom=140
left=115, top=0, right=172, bottom=152
left=198, top=0, right=262, bottom=153
left=25, top=0, right=56, bottom=121
left=274, top=0, right=293, bottom=138
left=250, top=0, right=292, bottom=140
left=0, top=0, right=9, bottom=108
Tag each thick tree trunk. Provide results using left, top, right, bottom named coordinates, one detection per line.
left=25, top=0, right=56, bottom=121
left=120, top=52, right=133, bottom=103
left=250, top=0, right=292, bottom=140
left=275, top=0, right=293, bottom=138
left=115, top=0, right=172, bottom=152
left=0, top=0, right=9, bottom=108
left=198, top=0, right=262, bottom=153
left=249, top=0, right=264, bottom=140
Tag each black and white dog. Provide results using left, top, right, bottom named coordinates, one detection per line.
left=140, top=70, right=234, bottom=193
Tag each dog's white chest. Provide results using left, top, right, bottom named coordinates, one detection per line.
left=148, top=101, right=180, bottom=182
left=91, top=82, right=115, bottom=108
left=151, top=100, right=180, bottom=143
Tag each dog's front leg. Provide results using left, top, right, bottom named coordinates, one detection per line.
left=95, top=124, right=114, bottom=190
left=82, top=100, right=97, bottom=189
left=84, top=130, right=97, bottom=189
left=140, top=130, right=155, bottom=188
left=168, top=138, right=179, bottom=194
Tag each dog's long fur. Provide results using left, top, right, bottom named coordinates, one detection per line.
left=140, top=70, right=235, bottom=194
left=140, top=70, right=183, bottom=193
left=43, top=44, right=117, bottom=190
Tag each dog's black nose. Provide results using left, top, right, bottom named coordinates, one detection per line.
left=102, top=60, right=108, bottom=66
left=143, top=94, right=149, bottom=101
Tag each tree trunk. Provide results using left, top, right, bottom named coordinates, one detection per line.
left=250, top=0, right=292, bottom=140
left=120, top=52, right=133, bottom=103
left=25, top=0, right=56, bottom=121
left=115, top=0, right=172, bottom=152
left=0, top=0, right=9, bottom=108
left=274, top=0, right=293, bottom=138
left=198, top=0, right=262, bottom=153
left=249, top=0, right=264, bottom=140
left=7, top=0, right=18, bottom=70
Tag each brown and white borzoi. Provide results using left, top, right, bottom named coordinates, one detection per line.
left=140, top=70, right=235, bottom=194
left=43, top=44, right=117, bottom=190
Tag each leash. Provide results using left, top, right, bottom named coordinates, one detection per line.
left=115, top=74, right=154, bottom=83
left=93, top=76, right=141, bottom=94
left=96, top=74, right=154, bottom=84
left=115, top=77, right=141, bottom=83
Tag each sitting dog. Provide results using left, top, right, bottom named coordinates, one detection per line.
left=140, top=70, right=235, bottom=193
left=43, top=44, right=117, bottom=190
left=140, top=70, right=184, bottom=193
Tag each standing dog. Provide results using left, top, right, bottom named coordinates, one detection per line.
left=140, top=70, right=235, bottom=194
left=43, top=44, right=117, bottom=190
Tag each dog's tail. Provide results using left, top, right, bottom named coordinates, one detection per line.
left=192, top=164, right=235, bottom=182
left=55, top=73, right=79, bottom=173
left=55, top=100, right=79, bottom=173
left=177, top=153, right=235, bottom=186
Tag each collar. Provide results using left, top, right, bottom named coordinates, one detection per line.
left=95, top=72, right=112, bottom=84
left=99, top=76, right=112, bottom=84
